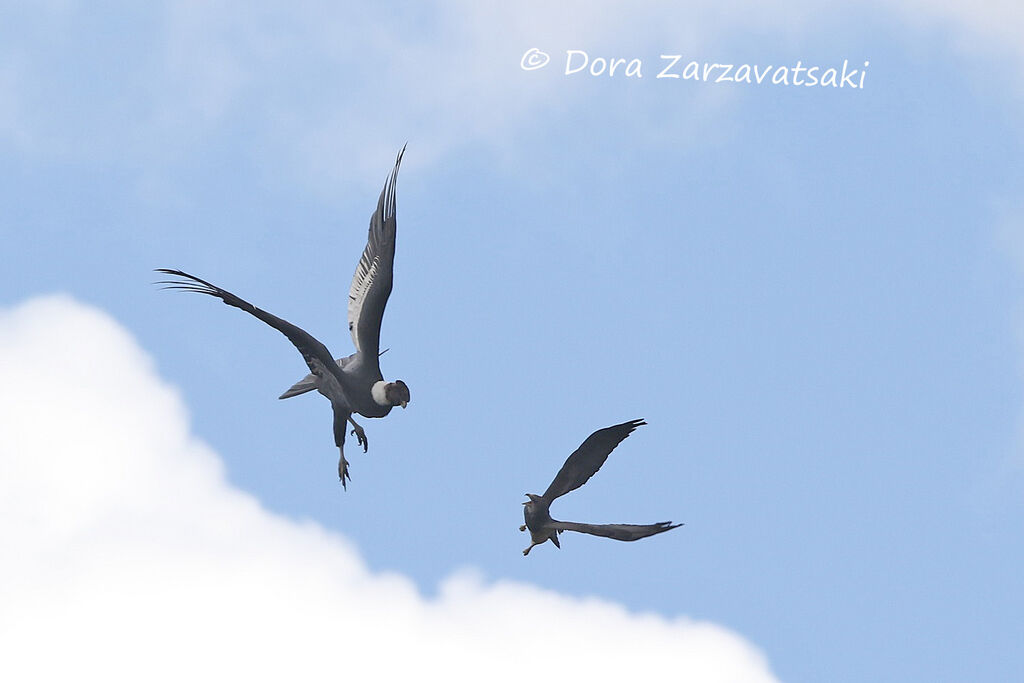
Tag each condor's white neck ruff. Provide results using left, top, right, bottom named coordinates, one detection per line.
left=371, top=380, right=389, bottom=407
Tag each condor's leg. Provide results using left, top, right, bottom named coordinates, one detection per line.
left=332, top=405, right=353, bottom=489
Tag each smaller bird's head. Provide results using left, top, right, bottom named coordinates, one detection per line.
left=522, top=493, right=544, bottom=506
left=385, top=380, right=410, bottom=409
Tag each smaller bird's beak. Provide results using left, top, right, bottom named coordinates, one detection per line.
left=400, top=401, right=408, bottom=409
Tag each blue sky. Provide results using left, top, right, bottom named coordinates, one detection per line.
left=2, top=2, right=1023, bottom=681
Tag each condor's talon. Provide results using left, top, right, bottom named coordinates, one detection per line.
left=348, top=418, right=368, bottom=453
left=338, top=455, right=351, bottom=490
left=519, top=524, right=527, bottom=532
left=350, top=428, right=368, bottom=452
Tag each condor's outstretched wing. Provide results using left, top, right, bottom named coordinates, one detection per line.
left=347, top=145, right=404, bottom=362
left=542, top=419, right=646, bottom=502
left=552, top=520, right=681, bottom=541
left=156, top=268, right=351, bottom=402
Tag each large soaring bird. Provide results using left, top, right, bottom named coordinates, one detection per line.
left=157, top=147, right=410, bottom=488
left=520, top=419, right=681, bottom=555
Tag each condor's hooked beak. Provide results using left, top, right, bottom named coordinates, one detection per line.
left=400, top=400, right=408, bottom=409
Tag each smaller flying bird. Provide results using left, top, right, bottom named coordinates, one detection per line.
left=520, top=419, right=681, bottom=556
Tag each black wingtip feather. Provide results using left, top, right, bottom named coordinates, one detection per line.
left=609, top=418, right=647, bottom=441
left=375, top=144, right=405, bottom=224
left=154, top=268, right=224, bottom=296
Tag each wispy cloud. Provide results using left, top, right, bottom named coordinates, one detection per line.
left=3, top=1, right=1019, bottom=195
left=0, top=296, right=779, bottom=682
left=888, top=0, right=1024, bottom=67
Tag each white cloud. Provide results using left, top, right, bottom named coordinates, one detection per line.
left=0, top=295, right=778, bottom=683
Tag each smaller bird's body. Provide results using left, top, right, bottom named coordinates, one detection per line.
left=521, top=419, right=681, bottom=556
left=522, top=494, right=562, bottom=550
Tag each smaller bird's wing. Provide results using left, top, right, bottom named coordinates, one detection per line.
left=552, top=520, right=681, bottom=542
left=542, top=419, right=646, bottom=501
left=156, top=269, right=349, bottom=398
left=348, top=145, right=404, bottom=360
